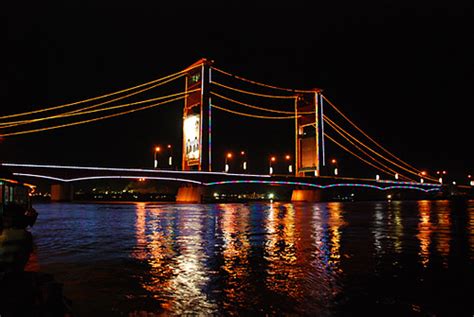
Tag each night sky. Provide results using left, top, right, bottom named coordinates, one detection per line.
left=2, top=2, right=473, bottom=181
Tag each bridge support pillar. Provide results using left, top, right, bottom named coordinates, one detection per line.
left=176, top=185, right=204, bottom=203
left=291, top=189, right=323, bottom=202
left=50, top=184, right=73, bottom=202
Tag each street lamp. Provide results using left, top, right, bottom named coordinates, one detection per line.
left=420, top=171, right=427, bottom=183
left=269, top=156, right=276, bottom=175
left=436, top=170, right=446, bottom=184
left=167, top=144, right=173, bottom=169
left=331, top=158, right=338, bottom=176
left=225, top=152, right=232, bottom=172
left=154, top=146, right=161, bottom=168
left=240, top=151, right=247, bottom=172
left=285, top=154, right=292, bottom=174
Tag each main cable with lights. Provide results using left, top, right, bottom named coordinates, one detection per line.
left=322, top=120, right=412, bottom=181
left=322, top=94, right=423, bottom=175
left=0, top=62, right=203, bottom=121
left=211, top=66, right=316, bottom=93
left=0, top=73, right=188, bottom=129
left=0, top=94, right=187, bottom=137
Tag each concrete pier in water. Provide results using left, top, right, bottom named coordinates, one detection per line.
left=291, top=189, right=323, bottom=202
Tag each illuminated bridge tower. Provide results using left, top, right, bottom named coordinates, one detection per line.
left=291, top=89, right=326, bottom=202
left=182, top=58, right=213, bottom=172
left=295, top=89, right=325, bottom=177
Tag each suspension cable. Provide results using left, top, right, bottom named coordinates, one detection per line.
left=0, top=95, right=186, bottom=137
left=0, top=62, right=202, bottom=121
left=0, top=73, right=187, bottom=129
left=325, top=133, right=415, bottom=181
left=322, top=94, right=422, bottom=174
left=211, top=104, right=299, bottom=119
left=212, top=81, right=296, bottom=99
left=211, top=92, right=314, bottom=115
left=321, top=120, right=412, bottom=180
left=324, top=115, right=438, bottom=182
left=211, top=66, right=315, bottom=93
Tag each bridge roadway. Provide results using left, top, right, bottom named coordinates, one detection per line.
left=2, top=163, right=442, bottom=199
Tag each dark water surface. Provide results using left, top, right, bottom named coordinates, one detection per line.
left=25, top=200, right=474, bottom=316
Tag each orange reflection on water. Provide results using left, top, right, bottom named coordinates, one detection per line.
left=265, top=203, right=303, bottom=299
left=220, top=204, right=251, bottom=309
left=132, top=203, right=175, bottom=310
left=327, top=202, right=344, bottom=271
left=469, top=201, right=474, bottom=260
left=435, top=201, right=451, bottom=267
left=417, top=201, right=432, bottom=268
left=132, top=202, right=147, bottom=261
left=390, top=201, right=404, bottom=254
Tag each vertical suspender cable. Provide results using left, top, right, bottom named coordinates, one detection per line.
left=320, top=93, right=326, bottom=167
left=294, top=97, right=299, bottom=176
left=208, top=63, right=213, bottom=171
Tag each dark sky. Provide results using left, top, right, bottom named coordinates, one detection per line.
left=1, top=2, right=473, bottom=181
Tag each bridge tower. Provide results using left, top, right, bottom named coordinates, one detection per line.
left=182, top=58, right=213, bottom=171
left=294, top=89, right=325, bottom=177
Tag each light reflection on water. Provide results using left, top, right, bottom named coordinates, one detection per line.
left=25, top=200, right=474, bottom=316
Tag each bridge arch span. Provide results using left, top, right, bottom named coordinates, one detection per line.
left=12, top=173, right=204, bottom=186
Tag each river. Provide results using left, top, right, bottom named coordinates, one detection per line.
left=25, top=200, right=473, bottom=316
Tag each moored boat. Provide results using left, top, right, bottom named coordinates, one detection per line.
left=1, top=168, right=38, bottom=230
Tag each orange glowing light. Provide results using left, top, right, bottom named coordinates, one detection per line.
left=167, top=144, right=172, bottom=149
left=331, top=159, right=337, bottom=164
left=227, top=153, right=232, bottom=158
left=285, top=155, right=290, bottom=160
left=271, top=157, right=276, bottom=162
left=155, top=146, right=161, bottom=152
left=421, top=171, right=427, bottom=176
left=240, top=151, right=245, bottom=155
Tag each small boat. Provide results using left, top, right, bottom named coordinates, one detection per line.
left=1, top=168, right=38, bottom=230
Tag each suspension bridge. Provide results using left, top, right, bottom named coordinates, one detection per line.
left=1, top=58, right=452, bottom=202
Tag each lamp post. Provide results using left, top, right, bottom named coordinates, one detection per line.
left=225, top=152, right=232, bottom=172
left=167, top=144, right=173, bottom=169
left=269, top=156, right=276, bottom=175
left=420, top=171, right=427, bottom=183
left=154, top=146, right=161, bottom=168
left=436, top=170, right=447, bottom=184
left=285, top=154, right=292, bottom=174
left=331, top=158, right=338, bottom=176
left=240, top=151, right=247, bottom=172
